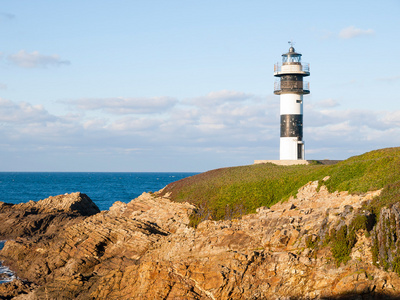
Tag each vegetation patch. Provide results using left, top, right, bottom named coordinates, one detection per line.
left=325, top=218, right=366, bottom=266
left=161, top=147, right=400, bottom=271
left=366, top=180, right=400, bottom=219
left=305, top=235, right=320, bottom=249
left=321, top=147, right=400, bottom=194
left=161, top=163, right=328, bottom=224
left=162, top=147, right=400, bottom=226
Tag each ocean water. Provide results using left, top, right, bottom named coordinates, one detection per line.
left=0, top=172, right=198, bottom=211
left=0, top=172, right=198, bottom=284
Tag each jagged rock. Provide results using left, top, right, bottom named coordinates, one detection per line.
left=34, top=192, right=100, bottom=215
left=1, top=185, right=400, bottom=299
left=0, top=279, right=37, bottom=299
left=0, top=192, right=100, bottom=239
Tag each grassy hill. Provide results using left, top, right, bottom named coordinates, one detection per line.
left=161, top=147, right=400, bottom=226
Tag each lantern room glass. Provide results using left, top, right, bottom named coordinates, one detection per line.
left=282, top=54, right=301, bottom=63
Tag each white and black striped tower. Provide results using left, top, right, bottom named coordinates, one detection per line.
left=274, top=43, right=310, bottom=160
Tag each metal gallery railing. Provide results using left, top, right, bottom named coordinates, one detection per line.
left=274, top=62, right=310, bottom=73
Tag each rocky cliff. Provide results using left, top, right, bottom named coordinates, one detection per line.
left=1, top=180, right=400, bottom=299
left=0, top=192, right=100, bottom=240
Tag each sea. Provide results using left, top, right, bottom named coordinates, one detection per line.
left=0, top=172, right=198, bottom=284
left=0, top=172, right=198, bottom=211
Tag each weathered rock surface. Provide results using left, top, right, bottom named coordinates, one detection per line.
left=0, top=279, right=37, bottom=300
left=1, top=183, right=400, bottom=299
left=0, top=192, right=100, bottom=239
left=372, top=202, right=400, bottom=274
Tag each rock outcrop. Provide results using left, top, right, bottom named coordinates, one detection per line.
left=1, top=183, right=400, bottom=299
left=372, top=201, right=400, bottom=273
left=0, top=280, right=37, bottom=300
left=0, top=192, right=100, bottom=239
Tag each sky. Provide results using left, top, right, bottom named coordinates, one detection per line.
left=0, top=0, right=400, bottom=172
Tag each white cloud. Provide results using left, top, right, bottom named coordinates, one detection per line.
left=2, top=92, right=400, bottom=171
left=381, top=111, right=400, bottom=126
left=0, top=98, right=56, bottom=123
left=82, top=118, right=108, bottom=130
left=8, top=50, right=70, bottom=68
left=187, top=90, right=255, bottom=107
left=109, top=116, right=163, bottom=132
left=306, top=107, right=392, bottom=132
left=206, top=90, right=251, bottom=101
left=64, top=97, right=178, bottom=114
left=339, top=26, right=375, bottom=39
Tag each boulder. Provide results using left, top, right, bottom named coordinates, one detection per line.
left=0, top=192, right=100, bottom=239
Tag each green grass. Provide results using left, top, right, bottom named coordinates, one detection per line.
left=162, top=147, right=400, bottom=267
left=321, top=148, right=400, bottom=194
left=162, top=163, right=328, bottom=225
left=366, top=180, right=400, bottom=218
left=161, top=147, right=400, bottom=226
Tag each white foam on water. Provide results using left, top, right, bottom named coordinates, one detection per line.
left=0, top=265, right=16, bottom=284
left=0, top=241, right=16, bottom=284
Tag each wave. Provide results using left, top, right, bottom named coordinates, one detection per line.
left=0, top=241, right=16, bottom=284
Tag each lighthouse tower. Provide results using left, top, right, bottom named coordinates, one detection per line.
left=274, top=44, right=310, bottom=160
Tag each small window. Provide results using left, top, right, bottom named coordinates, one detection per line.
left=296, top=99, right=302, bottom=103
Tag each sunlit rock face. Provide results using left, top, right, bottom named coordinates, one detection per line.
left=1, top=186, right=400, bottom=299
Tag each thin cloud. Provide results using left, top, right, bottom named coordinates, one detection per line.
left=0, top=98, right=56, bottom=123
left=0, top=12, right=15, bottom=21
left=206, top=90, right=252, bottom=101
left=187, top=90, right=255, bottom=107
left=307, top=107, right=392, bottom=131
left=339, top=26, right=375, bottom=39
left=376, top=75, right=400, bottom=82
left=312, top=98, right=339, bottom=108
left=2, top=92, right=400, bottom=170
left=8, top=50, right=70, bottom=68
left=317, top=26, right=376, bottom=40
left=381, top=111, right=400, bottom=127
left=109, top=117, right=163, bottom=132
left=319, top=30, right=334, bottom=40
left=65, top=97, right=178, bottom=114
left=179, top=92, right=277, bottom=137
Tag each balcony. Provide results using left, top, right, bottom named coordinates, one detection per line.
left=274, top=62, right=310, bottom=76
left=274, top=80, right=310, bottom=95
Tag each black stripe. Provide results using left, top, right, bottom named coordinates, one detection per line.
left=280, top=114, right=303, bottom=138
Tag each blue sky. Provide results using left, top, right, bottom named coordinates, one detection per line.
left=0, top=0, right=399, bottom=171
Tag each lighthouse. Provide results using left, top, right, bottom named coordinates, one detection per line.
left=274, top=44, right=310, bottom=160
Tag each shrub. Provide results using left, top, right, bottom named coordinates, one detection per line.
left=327, top=212, right=376, bottom=266
left=329, top=225, right=356, bottom=266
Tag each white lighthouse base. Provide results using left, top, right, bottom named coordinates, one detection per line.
left=280, top=137, right=304, bottom=160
